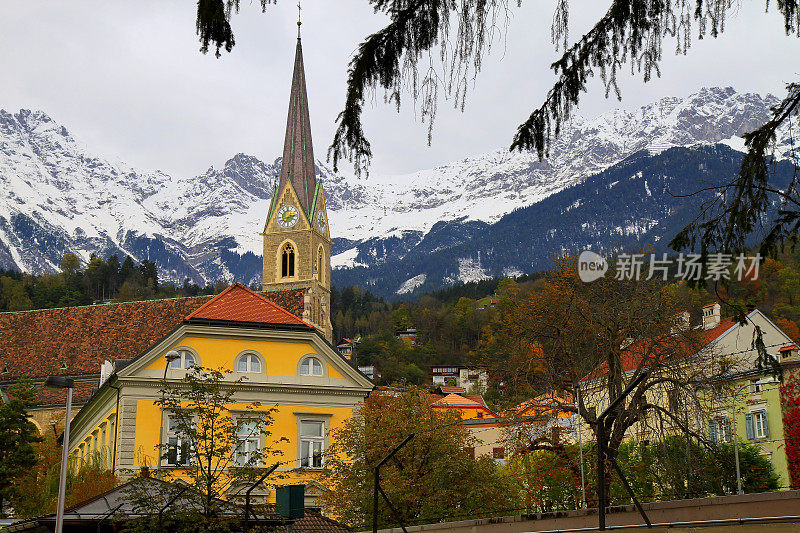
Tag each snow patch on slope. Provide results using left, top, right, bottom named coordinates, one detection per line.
left=396, top=273, right=426, bottom=295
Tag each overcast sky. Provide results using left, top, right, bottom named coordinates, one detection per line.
left=1, top=1, right=798, bottom=179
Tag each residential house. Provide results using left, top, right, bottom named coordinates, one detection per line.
left=576, top=302, right=797, bottom=488
left=357, top=365, right=379, bottom=382
left=0, top=289, right=305, bottom=435
left=66, top=283, right=373, bottom=506
left=431, top=365, right=489, bottom=393
left=336, top=338, right=355, bottom=360
left=429, top=390, right=496, bottom=420
left=395, top=328, right=418, bottom=345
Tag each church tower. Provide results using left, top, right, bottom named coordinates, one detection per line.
left=262, top=29, right=332, bottom=341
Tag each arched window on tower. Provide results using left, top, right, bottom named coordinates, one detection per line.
left=281, top=242, right=295, bottom=278
left=317, top=247, right=324, bottom=283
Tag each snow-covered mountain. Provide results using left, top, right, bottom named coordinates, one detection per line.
left=0, top=87, right=793, bottom=294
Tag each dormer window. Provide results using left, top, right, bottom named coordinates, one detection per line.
left=169, top=350, right=196, bottom=370
left=236, top=352, right=262, bottom=373
left=299, top=356, right=323, bottom=376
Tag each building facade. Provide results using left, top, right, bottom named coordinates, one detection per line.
left=576, top=303, right=798, bottom=488
left=66, top=284, right=373, bottom=503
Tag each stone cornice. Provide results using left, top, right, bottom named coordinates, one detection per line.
left=117, top=376, right=371, bottom=397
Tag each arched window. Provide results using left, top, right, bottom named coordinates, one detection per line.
left=299, top=356, right=324, bottom=376
left=281, top=242, right=295, bottom=278
left=317, top=247, right=324, bottom=283
left=169, top=349, right=196, bottom=369
left=236, top=352, right=262, bottom=373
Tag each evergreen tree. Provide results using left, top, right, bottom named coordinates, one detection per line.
left=0, top=380, right=42, bottom=517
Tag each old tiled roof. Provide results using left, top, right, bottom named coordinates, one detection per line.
left=582, top=317, right=737, bottom=382
left=437, top=386, right=466, bottom=394
left=289, top=509, right=352, bottom=533
left=187, top=283, right=309, bottom=327
left=0, top=287, right=305, bottom=406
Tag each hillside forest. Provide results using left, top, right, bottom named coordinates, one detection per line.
left=1, top=249, right=799, bottom=399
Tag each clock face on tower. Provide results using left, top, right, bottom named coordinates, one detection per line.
left=277, top=205, right=299, bottom=228
left=316, top=210, right=326, bottom=232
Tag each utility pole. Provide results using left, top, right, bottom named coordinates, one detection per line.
left=373, top=434, right=414, bottom=533
left=596, top=371, right=651, bottom=530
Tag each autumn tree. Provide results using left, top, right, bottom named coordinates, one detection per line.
left=482, top=258, right=730, bottom=491
left=9, top=434, right=118, bottom=519
left=321, top=387, right=513, bottom=529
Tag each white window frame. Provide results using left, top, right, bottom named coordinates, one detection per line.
left=753, top=410, right=768, bottom=439
left=713, top=416, right=730, bottom=442
left=294, top=413, right=331, bottom=469
left=298, top=355, right=325, bottom=377
left=169, top=348, right=199, bottom=370
left=164, top=414, right=194, bottom=466
left=235, top=351, right=264, bottom=374
left=749, top=379, right=763, bottom=394
left=233, top=415, right=264, bottom=467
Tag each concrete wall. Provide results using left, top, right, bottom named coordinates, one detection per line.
left=370, top=490, right=800, bottom=533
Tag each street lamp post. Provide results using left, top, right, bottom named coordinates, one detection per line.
left=728, top=381, right=761, bottom=495
left=45, top=375, right=75, bottom=533
left=157, top=351, right=181, bottom=478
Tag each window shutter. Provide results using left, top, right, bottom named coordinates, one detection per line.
left=761, top=410, right=770, bottom=439
left=708, top=420, right=717, bottom=443
left=745, top=413, right=754, bottom=440
left=723, top=416, right=731, bottom=442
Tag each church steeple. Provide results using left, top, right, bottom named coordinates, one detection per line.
left=262, top=28, right=332, bottom=342
left=278, top=35, right=316, bottom=216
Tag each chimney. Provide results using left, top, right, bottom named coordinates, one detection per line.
left=702, top=303, right=721, bottom=330
left=779, top=344, right=798, bottom=361
left=672, top=311, right=691, bottom=334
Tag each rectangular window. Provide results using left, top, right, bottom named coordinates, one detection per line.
left=753, top=410, right=768, bottom=439
left=234, top=419, right=262, bottom=467
left=710, top=416, right=730, bottom=443
left=166, top=416, right=191, bottom=466
left=493, top=447, right=505, bottom=459
left=299, top=420, right=325, bottom=468
left=667, top=389, right=679, bottom=413
left=749, top=379, right=763, bottom=394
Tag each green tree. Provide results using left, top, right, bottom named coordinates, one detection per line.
left=321, top=387, right=513, bottom=529
left=60, top=253, right=80, bottom=275
left=9, top=435, right=118, bottom=519
left=0, top=380, right=42, bottom=517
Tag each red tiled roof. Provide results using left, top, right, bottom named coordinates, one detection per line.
left=30, top=381, right=98, bottom=409
left=439, top=386, right=466, bottom=394
left=583, top=317, right=737, bottom=382
left=291, top=509, right=352, bottom=533
left=780, top=344, right=798, bottom=352
left=0, top=287, right=305, bottom=406
left=186, top=283, right=309, bottom=326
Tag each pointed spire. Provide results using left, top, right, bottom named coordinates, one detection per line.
left=278, top=28, right=316, bottom=216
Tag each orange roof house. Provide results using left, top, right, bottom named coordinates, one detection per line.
left=429, top=392, right=496, bottom=420
left=0, top=285, right=305, bottom=432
